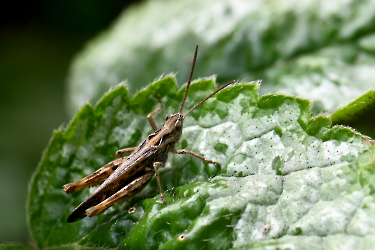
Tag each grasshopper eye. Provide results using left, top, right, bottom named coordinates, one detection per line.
left=166, top=114, right=173, bottom=121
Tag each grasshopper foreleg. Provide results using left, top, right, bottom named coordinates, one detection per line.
left=172, top=149, right=219, bottom=165
left=63, top=157, right=126, bottom=194
left=147, top=94, right=162, bottom=131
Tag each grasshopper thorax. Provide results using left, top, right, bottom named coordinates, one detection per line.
left=164, top=113, right=183, bottom=140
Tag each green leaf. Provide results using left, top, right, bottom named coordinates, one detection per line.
left=332, top=90, right=375, bottom=123
left=231, top=234, right=375, bottom=250
left=260, top=44, right=375, bottom=116
left=28, top=76, right=375, bottom=249
left=0, top=244, right=34, bottom=250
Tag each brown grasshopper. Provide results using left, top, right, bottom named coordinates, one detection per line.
left=63, top=45, right=235, bottom=223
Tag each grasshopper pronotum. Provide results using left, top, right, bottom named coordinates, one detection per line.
left=63, top=45, right=235, bottom=223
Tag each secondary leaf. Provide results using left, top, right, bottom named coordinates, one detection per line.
left=67, top=0, right=375, bottom=118
left=28, top=77, right=374, bottom=249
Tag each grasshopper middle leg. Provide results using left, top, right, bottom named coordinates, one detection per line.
left=153, top=162, right=166, bottom=205
left=115, top=147, right=136, bottom=158
left=172, top=149, right=219, bottom=165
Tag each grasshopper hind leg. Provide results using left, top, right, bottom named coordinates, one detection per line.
left=86, top=169, right=155, bottom=217
left=63, top=157, right=127, bottom=194
left=86, top=161, right=167, bottom=217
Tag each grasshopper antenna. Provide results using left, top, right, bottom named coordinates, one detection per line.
left=183, top=80, right=235, bottom=118
left=179, top=45, right=199, bottom=114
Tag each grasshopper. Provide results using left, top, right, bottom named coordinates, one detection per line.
left=63, top=45, right=235, bottom=223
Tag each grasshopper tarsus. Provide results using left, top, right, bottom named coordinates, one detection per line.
left=64, top=45, right=234, bottom=222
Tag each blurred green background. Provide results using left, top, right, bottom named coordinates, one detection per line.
left=0, top=0, right=139, bottom=244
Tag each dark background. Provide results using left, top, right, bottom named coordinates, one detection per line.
left=0, top=0, right=140, bottom=244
